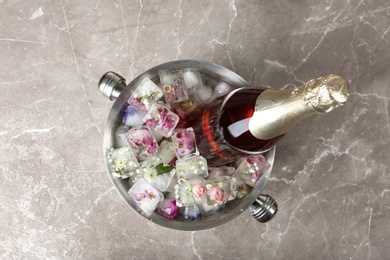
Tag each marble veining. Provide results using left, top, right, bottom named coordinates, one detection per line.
left=1, top=0, right=389, bottom=259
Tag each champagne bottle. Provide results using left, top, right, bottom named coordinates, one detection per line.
left=189, top=74, right=349, bottom=166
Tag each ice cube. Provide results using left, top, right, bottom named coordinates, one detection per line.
left=163, top=176, right=178, bottom=199
left=182, top=69, right=203, bottom=94
left=128, top=178, right=163, bottom=217
left=233, top=178, right=252, bottom=199
left=125, top=125, right=158, bottom=160
left=232, top=154, right=270, bottom=186
left=200, top=202, right=220, bottom=216
left=182, top=204, right=201, bottom=221
left=157, top=198, right=179, bottom=219
left=159, top=69, right=182, bottom=85
left=158, top=70, right=189, bottom=104
left=107, top=146, right=139, bottom=179
left=156, top=140, right=176, bottom=164
left=115, top=126, right=131, bottom=147
left=138, top=157, right=176, bottom=192
left=208, top=166, right=235, bottom=179
left=172, top=127, right=198, bottom=159
left=128, top=78, right=163, bottom=112
left=174, top=178, right=207, bottom=206
left=175, top=155, right=208, bottom=180
left=122, top=105, right=145, bottom=127
left=194, top=85, right=212, bottom=103
left=212, top=82, right=234, bottom=100
left=205, top=177, right=232, bottom=206
left=143, top=102, right=179, bottom=138
left=175, top=95, right=199, bottom=114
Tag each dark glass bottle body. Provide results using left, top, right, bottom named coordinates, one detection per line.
left=188, top=88, right=283, bottom=166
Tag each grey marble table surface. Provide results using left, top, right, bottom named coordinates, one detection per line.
left=1, top=1, right=389, bottom=259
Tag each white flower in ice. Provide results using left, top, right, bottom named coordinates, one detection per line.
left=144, top=167, right=157, bottom=182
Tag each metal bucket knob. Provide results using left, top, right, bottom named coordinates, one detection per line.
left=98, top=71, right=127, bottom=101
left=250, top=194, right=278, bottom=223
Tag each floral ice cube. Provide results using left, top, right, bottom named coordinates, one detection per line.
left=143, top=103, right=179, bottom=138
left=128, top=178, right=163, bottom=217
left=128, top=78, right=163, bottom=112
left=174, top=178, right=207, bottom=206
left=157, top=198, right=179, bottom=219
left=159, top=70, right=189, bottom=104
left=107, top=147, right=139, bottom=179
left=162, top=83, right=189, bottom=104
left=175, top=96, right=199, bottom=114
left=205, top=178, right=232, bottom=206
left=208, top=166, right=235, bottom=179
left=122, top=105, right=145, bottom=127
left=232, top=178, right=252, bottom=199
left=137, top=157, right=176, bottom=192
left=156, top=140, right=176, bottom=164
left=182, top=205, right=201, bottom=221
left=182, top=69, right=203, bottom=94
left=175, top=155, right=208, bottom=180
left=125, top=125, right=158, bottom=160
left=172, top=127, right=198, bottom=159
left=232, top=154, right=270, bottom=186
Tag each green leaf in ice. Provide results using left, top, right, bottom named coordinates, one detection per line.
left=155, top=163, right=173, bottom=175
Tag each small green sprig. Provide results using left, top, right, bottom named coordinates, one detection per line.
left=155, top=163, right=173, bottom=175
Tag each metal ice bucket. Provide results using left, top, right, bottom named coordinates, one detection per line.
left=99, top=60, right=277, bottom=230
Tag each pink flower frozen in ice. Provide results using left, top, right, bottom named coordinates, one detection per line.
left=129, top=97, right=147, bottom=113
left=134, top=191, right=145, bottom=201
left=145, top=118, right=158, bottom=128
left=145, top=105, right=178, bottom=134
left=208, top=187, right=229, bottom=205
left=134, top=189, right=156, bottom=201
left=243, top=155, right=269, bottom=183
left=172, top=83, right=182, bottom=94
left=161, top=114, right=177, bottom=131
left=192, top=184, right=207, bottom=198
left=175, top=141, right=187, bottom=156
left=145, top=190, right=157, bottom=200
left=173, top=128, right=196, bottom=157
left=157, top=198, right=179, bottom=219
left=126, top=126, right=157, bottom=156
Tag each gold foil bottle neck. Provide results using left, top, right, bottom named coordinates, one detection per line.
left=292, top=74, right=349, bottom=113
left=249, top=74, right=349, bottom=140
